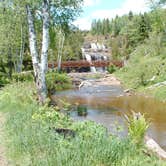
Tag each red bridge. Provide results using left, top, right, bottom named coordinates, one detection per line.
left=48, top=60, right=124, bottom=69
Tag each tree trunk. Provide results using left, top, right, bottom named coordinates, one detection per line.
left=145, top=136, right=166, bottom=160
left=26, top=0, right=50, bottom=104
left=40, top=0, right=50, bottom=102
left=57, top=31, right=65, bottom=72
left=8, top=47, right=13, bottom=79
left=18, top=23, right=24, bottom=73
left=26, top=5, right=39, bottom=77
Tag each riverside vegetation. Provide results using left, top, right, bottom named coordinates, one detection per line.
left=0, top=82, right=166, bottom=166
left=0, top=0, right=166, bottom=165
left=89, top=1, right=166, bottom=101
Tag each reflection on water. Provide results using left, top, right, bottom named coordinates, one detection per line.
left=53, top=85, right=166, bottom=150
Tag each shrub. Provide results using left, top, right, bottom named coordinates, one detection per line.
left=76, top=105, right=88, bottom=116
left=125, top=112, right=149, bottom=145
left=46, top=72, right=72, bottom=93
left=0, top=73, right=10, bottom=87
left=107, top=65, right=118, bottom=74
left=12, top=72, right=33, bottom=82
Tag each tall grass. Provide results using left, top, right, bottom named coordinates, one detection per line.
left=125, top=112, right=149, bottom=145
left=0, top=83, right=165, bottom=165
left=115, top=33, right=166, bottom=100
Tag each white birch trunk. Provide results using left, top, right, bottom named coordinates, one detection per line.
left=18, top=23, right=24, bottom=73
left=26, top=0, right=50, bottom=104
left=57, top=32, right=65, bottom=72
left=26, top=4, right=39, bottom=77
left=40, top=0, right=50, bottom=102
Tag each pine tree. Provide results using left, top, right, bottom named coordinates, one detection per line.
left=128, top=11, right=133, bottom=21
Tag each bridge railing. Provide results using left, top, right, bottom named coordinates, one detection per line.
left=48, top=60, right=124, bottom=69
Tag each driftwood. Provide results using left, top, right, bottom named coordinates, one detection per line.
left=147, top=81, right=166, bottom=89
left=145, top=136, right=166, bottom=160
left=78, top=81, right=92, bottom=89
left=78, top=81, right=84, bottom=89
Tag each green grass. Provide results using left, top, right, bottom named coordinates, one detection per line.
left=46, top=71, right=72, bottom=92
left=0, top=83, right=165, bottom=165
left=145, top=86, right=166, bottom=101
left=127, top=112, right=149, bottom=145
left=115, top=34, right=166, bottom=101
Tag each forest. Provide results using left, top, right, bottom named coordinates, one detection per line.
left=90, top=2, right=166, bottom=100
left=0, top=0, right=166, bottom=165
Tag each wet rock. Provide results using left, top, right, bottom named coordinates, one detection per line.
left=52, top=128, right=76, bottom=138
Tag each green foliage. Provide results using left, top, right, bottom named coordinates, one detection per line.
left=46, top=71, right=72, bottom=92
left=12, top=72, right=33, bottom=82
left=63, top=30, right=84, bottom=61
left=0, top=5, right=28, bottom=75
left=116, top=31, right=166, bottom=96
left=76, top=105, right=88, bottom=116
left=0, top=71, right=33, bottom=87
left=0, top=83, right=165, bottom=165
left=32, top=108, right=72, bottom=128
left=146, top=86, right=166, bottom=101
left=0, top=0, right=83, bottom=77
left=126, top=112, right=149, bottom=145
left=49, top=28, right=84, bottom=62
left=0, top=73, right=10, bottom=87
left=107, top=65, right=118, bottom=74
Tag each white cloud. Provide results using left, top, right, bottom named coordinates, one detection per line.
left=74, top=0, right=149, bottom=30
left=73, top=18, right=91, bottom=30
left=122, top=0, right=148, bottom=13
left=92, top=0, right=149, bottom=20
left=84, top=0, right=101, bottom=7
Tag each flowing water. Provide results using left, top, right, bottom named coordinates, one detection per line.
left=82, top=42, right=108, bottom=73
left=53, top=84, right=166, bottom=150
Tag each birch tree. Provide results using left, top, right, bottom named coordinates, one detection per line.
left=27, top=0, right=83, bottom=104
left=26, top=1, right=49, bottom=104
left=1, top=0, right=83, bottom=103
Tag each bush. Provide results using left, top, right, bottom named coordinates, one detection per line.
left=126, top=112, right=149, bottom=145
left=46, top=71, right=72, bottom=92
left=107, top=65, right=118, bottom=74
left=0, top=73, right=10, bottom=87
left=12, top=72, right=33, bottom=82
left=76, top=105, right=88, bottom=116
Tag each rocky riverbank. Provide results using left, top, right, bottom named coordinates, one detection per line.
left=68, top=72, right=133, bottom=96
left=69, top=72, right=120, bottom=86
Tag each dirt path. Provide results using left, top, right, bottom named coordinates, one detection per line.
left=0, top=113, right=8, bottom=166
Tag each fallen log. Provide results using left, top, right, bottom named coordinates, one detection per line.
left=147, top=81, right=166, bottom=89
left=78, top=81, right=84, bottom=89
left=145, top=136, right=166, bottom=160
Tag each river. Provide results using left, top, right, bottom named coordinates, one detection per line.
left=52, top=77, right=166, bottom=150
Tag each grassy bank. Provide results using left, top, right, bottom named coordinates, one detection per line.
left=115, top=33, right=166, bottom=101
left=0, top=83, right=165, bottom=165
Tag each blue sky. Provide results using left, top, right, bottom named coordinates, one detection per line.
left=73, top=0, right=149, bottom=30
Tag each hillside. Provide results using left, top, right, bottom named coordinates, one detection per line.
left=87, top=7, right=166, bottom=101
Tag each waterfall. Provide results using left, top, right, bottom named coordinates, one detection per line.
left=84, top=54, right=97, bottom=73
left=97, top=43, right=102, bottom=50
left=92, top=54, right=107, bottom=72
left=91, top=43, right=98, bottom=51
left=82, top=42, right=108, bottom=73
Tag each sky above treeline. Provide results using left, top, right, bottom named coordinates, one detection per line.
left=73, top=0, right=149, bottom=30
